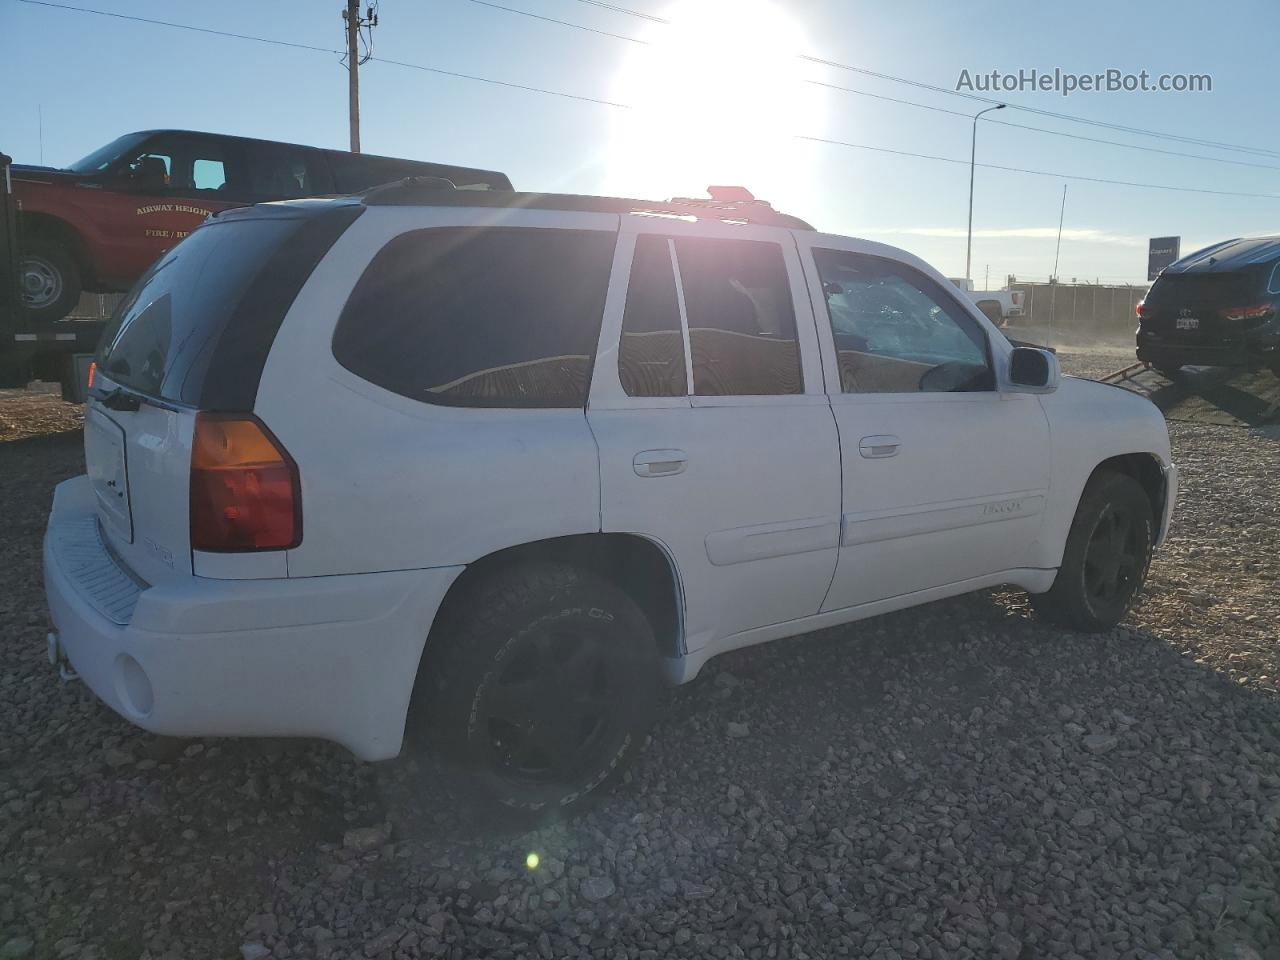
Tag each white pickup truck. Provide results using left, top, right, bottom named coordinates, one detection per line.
left=949, top=278, right=1024, bottom=326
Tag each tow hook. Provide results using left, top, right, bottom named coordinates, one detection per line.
left=47, top=632, right=79, bottom=683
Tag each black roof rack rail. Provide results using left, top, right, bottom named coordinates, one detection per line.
left=360, top=178, right=814, bottom=231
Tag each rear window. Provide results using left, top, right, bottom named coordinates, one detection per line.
left=97, top=207, right=361, bottom=408
left=1146, top=270, right=1262, bottom=306
left=332, top=227, right=617, bottom=408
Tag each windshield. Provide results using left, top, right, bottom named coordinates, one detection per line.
left=66, top=132, right=149, bottom=174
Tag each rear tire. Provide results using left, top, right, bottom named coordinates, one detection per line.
left=1032, top=471, right=1153, bottom=632
left=1154, top=364, right=1182, bottom=378
left=19, top=237, right=82, bottom=323
left=418, top=562, right=661, bottom=816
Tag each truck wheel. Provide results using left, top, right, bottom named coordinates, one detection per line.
left=1155, top=364, right=1182, bottom=378
left=19, top=239, right=81, bottom=323
left=1032, top=471, right=1153, bottom=632
left=419, top=562, right=661, bottom=816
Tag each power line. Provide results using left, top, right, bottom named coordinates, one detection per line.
left=796, top=136, right=1280, bottom=201
left=15, top=0, right=343, bottom=55
left=467, top=0, right=643, bottom=42
left=561, top=0, right=1280, bottom=160
left=368, top=55, right=632, bottom=107
left=473, top=0, right=1280, bottom=171
left=15, top=0, right=1280, bottom=201
left=805, top=79, right=1280, bottom=173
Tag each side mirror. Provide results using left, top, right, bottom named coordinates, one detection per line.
left=1005, top=346, right=1059, bottom=394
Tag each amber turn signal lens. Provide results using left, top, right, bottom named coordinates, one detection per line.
left=190, top=413, right=301, bottom=552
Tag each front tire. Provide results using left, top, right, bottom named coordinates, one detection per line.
left=19, top=238, right=82, bottom=323
left=419, top=562, right=661, bottom=816
left=1032, top=471, right=1153, bottom=632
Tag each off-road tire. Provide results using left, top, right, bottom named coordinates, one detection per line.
left=1031, top=471, right=1153, bottom=632
left=418, top=562, right=661, bottom=816
left=20, top=238, right=82, bottom=323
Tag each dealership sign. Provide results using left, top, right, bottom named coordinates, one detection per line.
left=1148, top=236, right=1181, bottom=280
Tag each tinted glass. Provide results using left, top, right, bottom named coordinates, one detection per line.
left=97, top=217, right=304, bottom=401
left=619, top=236, right=687, bottom=397
left=247, top=143, right=322, bottom=200
left=117, top=135, right=248, bottom=199
left=814, top=249, right=993, bottom=394
left=67, top=133, right=149, bottom=174
left=326, top=152, right=513, bottom=193
left=673, top=237, right=801, bottom=396
left=333, top=228, right=617, bottom=407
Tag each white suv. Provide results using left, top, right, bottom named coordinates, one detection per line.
left=44, top=181, right=1177, bottom=812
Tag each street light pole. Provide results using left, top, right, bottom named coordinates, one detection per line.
left=965, top=103, right=1005, bottom=286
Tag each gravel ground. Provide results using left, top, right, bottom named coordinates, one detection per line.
left=1, top=362, right=1278, bottom=960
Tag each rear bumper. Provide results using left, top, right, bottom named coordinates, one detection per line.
left=43, top=475, right=463, bottom=760
left=1136, top=327, right=1280, bottom=367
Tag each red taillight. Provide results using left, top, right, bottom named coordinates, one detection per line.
left=87, top=361, right=96, bottom=390
left=1136, top=300, right=1151, bottom=319
left=190, top=413, right=301, bottom=552
left=1222, top=304, right=1273, bottom=322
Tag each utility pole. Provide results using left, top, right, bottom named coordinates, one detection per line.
left=342, top=2, right=378, bottom=153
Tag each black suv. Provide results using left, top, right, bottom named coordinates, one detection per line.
left=1136, top=236, right=1280, bottom=376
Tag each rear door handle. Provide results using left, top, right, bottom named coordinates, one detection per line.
left=858, top=435, right=900, bottom=459
left=633, top=449, right=688, bottom=477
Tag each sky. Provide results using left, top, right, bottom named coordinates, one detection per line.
left=3, top=0, right=1277, bottom=288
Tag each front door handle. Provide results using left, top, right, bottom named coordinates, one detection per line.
left=858, top=435, right=900, bottom=459
left=633, top=449, right=688, bottom=477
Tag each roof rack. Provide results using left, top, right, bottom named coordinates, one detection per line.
left=360, top=178, right=814, bottom=231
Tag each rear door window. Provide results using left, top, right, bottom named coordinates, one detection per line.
left=246, top=142, right=329, bottom=200
left=332, top=227, right=617, bottom=407
left=618, top=236, right=688, bottom=398
left=672, top=237, right=802, bottom=396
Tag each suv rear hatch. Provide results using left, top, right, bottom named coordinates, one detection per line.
left=88, top=201, right=362, bottom=584
left=1141, top=268, right=1267, bottom=344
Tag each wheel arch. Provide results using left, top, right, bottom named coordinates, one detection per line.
left=429, top=532, right=686, bottom=661
left=1085, top=452, right=1167, bottom=538
left=18, top=211, right=92, bottom=282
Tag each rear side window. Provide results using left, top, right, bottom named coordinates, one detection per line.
left=618, top=236, right=687, bottom=398
left=332, top=227, right=617, bottom=407
left=673, top=237, right=802, bottom=396
left=97, top=207, right=362, bottom=408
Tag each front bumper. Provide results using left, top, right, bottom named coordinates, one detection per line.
left=43, top=476, right=463, bottom=760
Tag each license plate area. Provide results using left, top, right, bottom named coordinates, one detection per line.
left=1175, top=316, right=1200, bottom=330
left=85, top=407, right=133, bottom=543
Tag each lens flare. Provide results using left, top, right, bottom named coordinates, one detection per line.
left=606, top=0, right=824, bottom=209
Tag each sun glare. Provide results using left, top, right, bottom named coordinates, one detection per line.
left=606, top=0, right=822, bottom=206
